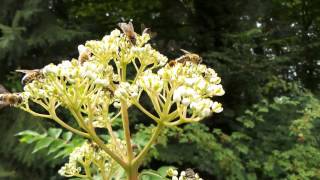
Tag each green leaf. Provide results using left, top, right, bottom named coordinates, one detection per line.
left=15, top=130, right=40, bottom=137
left=47, top=140, right=66, bottom=155
left=53, top=146, right=73, bottom=159
left=48, top=128, right=63, bottom=139
left=32, top=138, right=54, bottom=153
left=140, top=170, right=169, bottom=180
left=62, top=132, right=73, bottom=141
left=157, top=166, right=175, bottom=177
left=19, top=135, right=41, bottom=144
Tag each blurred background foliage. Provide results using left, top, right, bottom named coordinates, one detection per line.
left=0, top=0, right=320, bottom=179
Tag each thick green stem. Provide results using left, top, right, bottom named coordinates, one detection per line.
left=87, top=127, right=128, bottom=169
left=121, top=99, right=134, bottom=163
left=133, top=124, right=164, bottom=167
left=126, top=166, right=139, bottom=180
left=83, top=161, right=93, bottom=180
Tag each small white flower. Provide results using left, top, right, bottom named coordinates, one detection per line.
left=78, top=44, right=87, bottom=54
left=197, top=79, right=207, bottom=90
left=113, top=101, right=121, bottom=108
left=172, top=176, right=178, bottom=180
left=173, top=91, right=182, bottom=102
left=94, top=79, right=109, bottom=87
left=173, top=170, right=179, bottom=176
left=110, top=29, right=121, bottom=37
left=185, top=77, right=198, bottom=86
left=181, top=98, right=191, bottom=106
left=201, top=108, right=211, bottom=117
left=43, top=64, right=58, bottom=75
left=212, top=102, right=223, bottom=113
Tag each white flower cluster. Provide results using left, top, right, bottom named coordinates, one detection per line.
left=86, top=30, right=121, bottom=63
left=114, top=82, right=140, bottom=106
left=85, top=29, right=167, bottom=66
left=138, top=70, right=163, bottom=93
left=42, top=59, right=113, bottom=87
left=58, top=141, right=112, bottom=178
left=165, top=62, right=224, bottom=118
left=167, top=168, right=203, bottom=180
left=132, top=44, right=168, bottom=66
left=58, top=142, right=92, bottom=177
left=23, top=58, right=115, bottom=111
left=137, top=61, right=224, bottom=122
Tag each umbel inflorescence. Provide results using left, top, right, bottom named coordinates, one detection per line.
left=0, top=22, right=224, bottom=179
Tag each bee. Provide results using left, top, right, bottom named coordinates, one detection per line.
left=167, top=49, right=202, bottom=67
left=78, top=44, right=92, bottom=64
left=88, top=141, right=99, bottom=151
left=16, top=69, right=43, bottom=86
left=141, top=23, right=157, bottom=39
left=176, top=49, right=202, bottom=64
left=118, top=22, right=137, bottom=45
left=0, top=93, right=23, bottom=106
left=185, top=168, right=196, bottom=179
left=168, top=60, right=177, bottom=67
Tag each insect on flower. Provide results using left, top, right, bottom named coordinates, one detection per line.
left=118, top=22, right=137, bottom=45
left=168, top=49, right=202, bottom=67
left=0, top=93, right=23, bottom=106
left=185, top=168, right=196, bottom=178
left=78, top=45, right=92, bottom=64
left=141, top=23, right=157, bottom=39
left=16, top=69, right=43, bottom=86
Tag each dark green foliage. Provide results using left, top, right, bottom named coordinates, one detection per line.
left=0, top=108, right=59, bottom=179
left=0, top=0, right=86, bottom=81
left=237, top=92, right=320, bottom=179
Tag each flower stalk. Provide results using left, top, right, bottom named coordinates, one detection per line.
left=11, top=25, right=224, bottom=180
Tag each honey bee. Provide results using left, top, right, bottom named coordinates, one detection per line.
left=168, top=60, right=177, bottom=67
left=118, top=22, right=137, bottom=45
left=185, top=168, right=196, bottom=179
left=176, top=49, right=202, bottom=64
left=167, top=49, right=202, bottom=67
left=16, top=69, right=43, bottom=86
left=0, top=93, right=23, bottom=106
left=88, top=141, right=99, bottom=151
left=78, top=45, right=92, bottom=64
left=141, top=24, right=157, bottom=39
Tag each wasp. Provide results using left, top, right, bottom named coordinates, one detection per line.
left=118, top=22, right=137, bottom=45
left=168, top=49, right=202, bottom=67
left=16, top=69, right=43, bottom=86
left=0, top=93, right=23, bottom=106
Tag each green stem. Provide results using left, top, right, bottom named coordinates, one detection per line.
left=98, top=161, right=108, bottom=180
left=133, top=124, right=164, bottom=167
left=132, top=101, right=160, bottom=123
left=22, top=103, right=90, bottom=138
left=120, top=63, right=134, bottom=162
left=126, top=166, right=139, bottom=180
left=121, top=99, right=134, bottom=162
left=87, top=126, right=128, bottom=169
left=83, top=161, right=93, bottom=180
left=50, top=113, right=90, bottom=138
left=73, top=109, right=128, bottom=169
